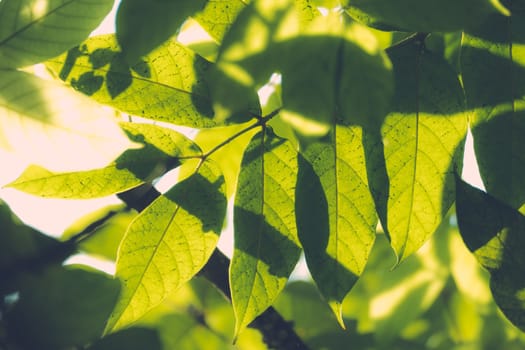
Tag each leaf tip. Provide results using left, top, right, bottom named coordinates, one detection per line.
left=329, top=301, right=346, bottom=329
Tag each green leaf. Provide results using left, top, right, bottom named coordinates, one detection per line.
left=0, top=0, right=113, bottom=68
left=193, top=0, right=250, bottom=43
left=296, top=125, right=377, bottom=326
left=6, top=265, right=120, bottom=350
left=0, top=69, right=133, bottom=171
left=106, top=161, right=227, bottom=332
left=231, top=129, right=301, bottom=335
left=455, top=175, right=525, bottom=331
left=378, top=39, right=467, bottom=262
left=7, top=122, right=200, bottom=198
left=46, top=34, right=216, bottom=127
left=346, top=0, right=508, bottom=32
left=461, top=7, right=525, bottom=209
left=116, top=0, right=207, bottom=63
left=88, top=327, right=162, bottom=350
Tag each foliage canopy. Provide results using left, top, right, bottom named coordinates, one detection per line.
left=2, top=0, right=525, bottom=349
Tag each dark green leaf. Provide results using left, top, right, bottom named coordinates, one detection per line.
left=461, top=5, right=525, bottom=209
left=88, top=327, right=162, bottom=350
left=8, top=122, right=201, bottom=198
left=6, top=265, right=120, bottom=350
left=231, top=129, right=301, bottom=335
left=0, top=0, right=113, bottom=68
left=377, top=38, right=467, bottom=262
left=346, top=0, right=508, bottom=32
left=455, top=175, right=525, bottom=331
left=46, top=35, right=216, bottom=127
left=107, top=161, right=227, bottom=332
left=296, top=125, right=377, bottom=326
left=117, top=0, right=207, bottom=63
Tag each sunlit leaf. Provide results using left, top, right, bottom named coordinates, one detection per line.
left=0, top=69, right=134, bottom=172
left=116, top=0, right=207, bottom=63
left=46, top=34, right=216, bottom=127
left=7, top=265, right=120, bottom=349
left=7, top=122, right=200, bottom=198
left=455, top=175, right=525, bottom=331
left=296, top=125, right=377, bottom=326
left=231, top=129, right=301, bottom=335
left=0, top=0, right=113, bottom=68
left=194, top=0, right=249, bottom=43
left=107, top=161, right=227, bottom=332
left=346, top=0, right=508, bottom=32
left=377, top=38, right=467, bottom=262
left=461, top=7, right=525, bottom=210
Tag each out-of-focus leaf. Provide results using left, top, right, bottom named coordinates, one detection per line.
left=231, top=129, right=301, bottom=335
left=0, top=0, right=113, bottom=68
left=156, top=313, right=230, bottom=350
left=0, top=201, right=67, bottom=293
left=296, top=125, right=377, bottom=326
left=6, top=265, right=120, bottom=350
left=7, top=123, right=200, bottom=198
left=377, top=38, right=466, bottom=262
left=106, top=162, right=227, bottom=332
left=0, top=70, right=134, bottom=172
left=116, top=0, right=206, bottom=64
left=455, top=175, right=525, bottom=331
left=346, top=0, right=508, bottom=32
left=62, top=204, right=137, bottom=261
left=46, top=35, right=216, bottom=127
left=461, top=6, right=525, bottom=210
left=88, top=327, right=162, bottom=350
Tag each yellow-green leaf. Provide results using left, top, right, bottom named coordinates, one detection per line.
left=379, top=39, right=467, bottom=262
left=106, top=162, right=227, bottom=332
left=231, top=129, right=301, bottom=336
left=46, top=34, right=216, bottom=128
left=296, top=125, right=377, bottom=326
left=7, top=123, right=200, bottom=198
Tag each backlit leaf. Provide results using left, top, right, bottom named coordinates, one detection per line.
left=0, top=69, right=133, bottom=172
left=106, top=161, right=227, bottom=332
left=46, top=35, right=216, bottom=127
left=116, top=0, right=207, bottom=63
left=346, top=0, right=508, bottom=32
left=296, top=125, right=377, bottom=326
left=379, top=38, right=467, bottom=262
left=455, top=175, right=525, bottom=331
left=0, top=0, right=113, bottom=68
left=7, top=123, right=200, bottom=198
left=194, top=0, right=249, bottom=43
left=231, top=129, right=301, bottom=335
left=461, top=6, right=525, bottom=210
